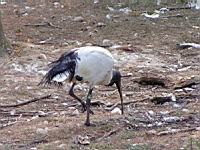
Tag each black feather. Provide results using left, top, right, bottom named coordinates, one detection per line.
left=39, top=49, right=79, bottom=85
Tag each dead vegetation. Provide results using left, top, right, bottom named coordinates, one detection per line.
left=0, top=0, right=200, bottom=149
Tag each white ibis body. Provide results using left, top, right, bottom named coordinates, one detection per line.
left=40, top=46, right=123, bottom=126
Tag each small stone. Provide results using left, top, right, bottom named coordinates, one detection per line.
left=196, top=127, right=200, bottom=130
left=173, top=103, right=181, bottom=108
left=163, top=116, right=180, bottom=123
left=62, top=103, right=68, bottom=106
left=85, top=43, right=93, bottom=46
left=93, top=0, right=99, bottom=4
left=156, top=122, right=163, bottom=126
left=36, top=127, right=48, bottom=135
left=88, top=32, right=95, bottom=37
left=96, top=22, right=106, bottom=27
left=10, top=109, right=16, bottom=116
left=182, top=109, right=189, bottom=112
left=119, top=7, right=132, bottom=14
left=74, top=135, right=90, bottom=145
left=102, top=39, right=113, bottom=47
left=57, top=144, right=67, bottom=148
left=106, top=14, right=112, bottom=20
left=60, top=111, right=68, bottom=115
left=71, top=109, right=80, bottom=116
left=111, top=107, right=122, bottom=115
left=68, top=107, right=76, bottom=110
left=148, top=129, right=157, bottom=134
left=54, top=2, right=60, bottom=8
left=43, top=121, right=49, bottom=125
left=148, top=110, right=155, bottom=116
left=73, top=16, right=84, bottom=22
left=38, top=111, right=46, bottom=117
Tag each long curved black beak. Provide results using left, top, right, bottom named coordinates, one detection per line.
left=107, top=70, right=124, bottom=114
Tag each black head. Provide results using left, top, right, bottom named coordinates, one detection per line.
left=108, top=70, right=124, bottom=114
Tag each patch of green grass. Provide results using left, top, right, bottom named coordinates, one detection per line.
left=16, top=28, right=22, bottom=33
left=119, top=130, right=136, bottom=140
left=98, top=123, right=114, bottom=132
left=183, top=138, right=200, bottom=150
left=89, top=142, right=114, bottom=150
left=176, top=0, right=187, bottom=3
left=174, top=111, right=184, bottom=117
left=126, top=143, right=151, bottom=150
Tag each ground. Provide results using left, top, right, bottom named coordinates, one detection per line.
left=0, top=1, right=200, bottom=150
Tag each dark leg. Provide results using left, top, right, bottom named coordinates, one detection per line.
left=69, top=82, right=94, bottom=114
left=85, top=88, right=93, bottom=126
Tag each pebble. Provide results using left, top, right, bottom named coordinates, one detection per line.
left=73, top=16, right=84, bottom=22
left=111, top=107, right=122, bottom=115
left=36, top=127, right=48, bottom=135
left=74, top=135, right=90, bottom=145
left=182, top=108, right=189, bottom=112
left=148, top=110, right=155, bottom=116
left=71, top=109, right=80, bottom=116
left=102, top=39, right=113, bottom=47
left=163, top=116, right=180, bottom=123
left=96, top=22, right=106, bottom=27
left=57, top=144, right=67, bottom=148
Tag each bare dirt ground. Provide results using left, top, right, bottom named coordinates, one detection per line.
left=0, top=1, right=200, bottom=150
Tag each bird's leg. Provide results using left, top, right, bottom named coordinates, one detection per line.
left=69, top=82, right=94, bottom=114
left=85, top=88, right=93, bottom=126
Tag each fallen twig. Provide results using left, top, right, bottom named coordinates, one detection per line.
left=97, top=128, right=122, bottom=141
left=0, top=121, right=18, bottom=129
left=105, top=98, right=148, bottom=111
left=18, top=138, right=48, bottom=148
left=162, top=14, right=183, bottom=18
left=137, top=76, right=167, bottom=87
left=174, top=77, right=200, bottom=90
left=0, top=95, right=51, bottom=108
left=151, top=96, right=172, bottom=105
left=24, top=22, right=61, bottom=29
left=167, top=6, right=194, bottom=11
left=155, top=127, right=200, bottom=136
left=177, top=42, right=200, bottom=49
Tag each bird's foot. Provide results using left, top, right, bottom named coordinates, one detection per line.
left=84, top=121, right=91, bottom=126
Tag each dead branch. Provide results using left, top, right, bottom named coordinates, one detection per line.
left=151, top=96, right=172, bottom=105
left=105, top=98, right=148, bottom=111
left=97, top=128, right=122, bottom=141
left=156, top=127, right=199, bottom=136
left=18, top=138, right=48, bottom=148
left=174, top=78, right=200, bottom=90
left=167, top=6, right=194, bottom=11
left=0, top=95, right=51, bottom=108
left=137, top=76, right=167, bottom=87
left=24, top=22, right=61, bottom=29
left=162, top=14, right=183, bottom=18
left=0, top=121, right=18, bottom=129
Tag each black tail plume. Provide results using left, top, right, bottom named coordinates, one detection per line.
left=39, top=50, right=78, bottom=85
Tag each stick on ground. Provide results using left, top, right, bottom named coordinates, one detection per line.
left=0, top=95, right=51, bottom=108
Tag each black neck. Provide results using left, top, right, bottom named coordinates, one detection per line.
left=107, top=70, right=121, bottom=86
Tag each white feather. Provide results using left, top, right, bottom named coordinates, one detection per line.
left=52, top=72, right=69, bottom=82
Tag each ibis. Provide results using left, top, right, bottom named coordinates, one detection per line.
left=40, top=46, right=123, bottom=126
